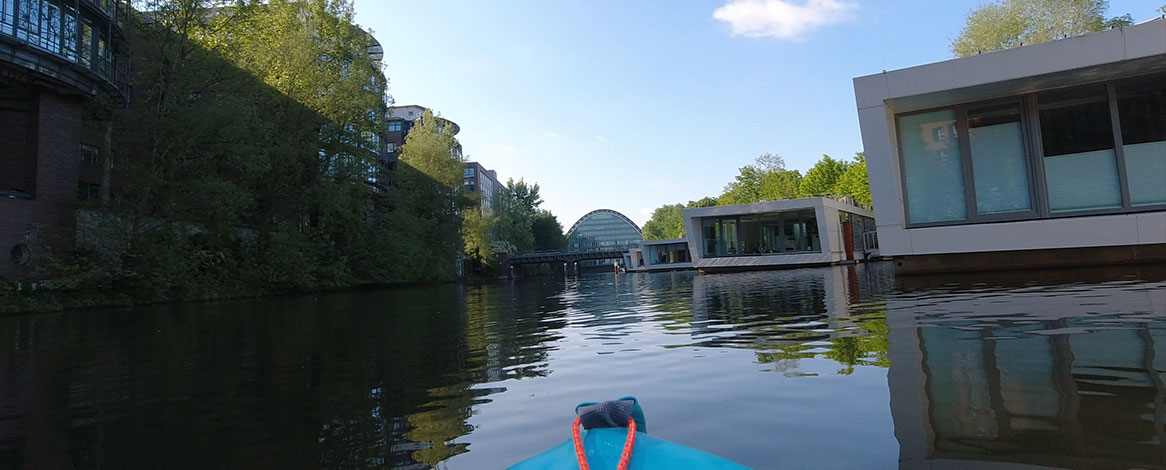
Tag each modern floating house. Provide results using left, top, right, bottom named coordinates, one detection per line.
left=628, top=238, right=693, bottom=272
left=681, top=197, right=876, bottom=274
left=854, top=18, right=1166, bottom=275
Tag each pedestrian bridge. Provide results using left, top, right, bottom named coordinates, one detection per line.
left=508, top=249, right=627, bottom=266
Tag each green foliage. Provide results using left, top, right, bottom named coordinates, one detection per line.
left=951, top=0, right=1125, bottom=57
left=833, top=153, right=871, bottom=207
left=642, top=204, right=686, bottom=240
left=531, top=210, right=566, bottom=251
left=687, top=197, right=719, bottom=209
left=494, top=179, right=542, bottom=254
left=798, top=155, right=848, bottom=197
left=718, top=153, right=802, bottom=205
left=3, top=0, right=474, bottom=311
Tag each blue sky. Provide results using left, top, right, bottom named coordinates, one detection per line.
left=355, top=0, right=1165, bottom=228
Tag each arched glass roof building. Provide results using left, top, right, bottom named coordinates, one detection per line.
left=566, top=209, right=643, bottom=253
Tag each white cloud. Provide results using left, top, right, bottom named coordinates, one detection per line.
left=594, top=135, right=607, bottom=143
left=544, top=131, right=562, bottom=138
left=492, top=143, right=516, bottom=155
left=713, top=0, right=858, bottom=40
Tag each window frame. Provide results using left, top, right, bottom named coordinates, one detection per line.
left=896, top=76, right=1166, bottom=229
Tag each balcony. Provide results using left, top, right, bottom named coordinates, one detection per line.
left=0, top=0, right=127, bottom=99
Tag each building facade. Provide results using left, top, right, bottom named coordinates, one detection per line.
left=1, top=0, right=127, bottom=278
left=854, top=19, right=1166, bottom=274
left=463, top=161, right=503, bottom=212
left=682, top=198, right=876, bottom=274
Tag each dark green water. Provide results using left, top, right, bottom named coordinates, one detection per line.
left=2, top=262, right=1164, bottom=469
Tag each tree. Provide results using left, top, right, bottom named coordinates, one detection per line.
left=951, top=0, right=1130, bottom=57
left=531, top=210, right=566, bottom=251
left=833, top=153, right=871, bottom=207
left=642, top=204, right=686, bottom=240
left=495, top=179, right=543, bottom=254
left=686, top=197, right=718, bottom=208
left=461, top=194, right=499, bottom=265
left=759, top=169, right=802, bottom=201
left=798, top=155, right=849, bottom=197
left=718, top=153, right=800, bottom=205
left=718, top=165, right=764, bottom=205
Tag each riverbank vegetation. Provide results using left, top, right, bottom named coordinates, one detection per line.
left=0, top=0, right=515, bottom=312
left=641, top=153, right=869, bottom=241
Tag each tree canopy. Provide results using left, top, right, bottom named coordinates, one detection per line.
left=951, top=0, right=1132, bottom=57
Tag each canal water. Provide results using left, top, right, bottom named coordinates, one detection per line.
left=1, top=262, right=1164, bottom=469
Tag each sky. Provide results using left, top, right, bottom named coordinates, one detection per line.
left=354, top=0, right=1165, bottom=229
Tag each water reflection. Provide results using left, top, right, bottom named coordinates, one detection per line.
left=3, top=263, right=1164, bottom=469
left=888, top=265, right=1166, bottom=469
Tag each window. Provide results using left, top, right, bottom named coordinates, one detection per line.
left=700, top=211, right=819, bottom=258
left=1116, top=78, right=1166, bottom=207
left=967, top=103, right=1032, bottom=215
left=78, top=182, right=99, bottom=200
left=895, top=74, right=1166, bottom=228
left=80, top=144, right=100, bottom=165
left=62, top=9, right=76, bottom=62
left=1038, top=86, right=1122, bottom=213
left=385, top=142, right=395, bottom=152
left=388, top=120, right=402, bottom=131
left=898, top=110, right=967, bottom=223
left=464, top=167, right=475, bottom=178
left=1, top=0, right=14, bottom=35
left=79, top=19, right=92, bottom=67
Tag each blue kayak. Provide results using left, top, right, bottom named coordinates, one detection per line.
left=508, top=397, right=748, bottom=470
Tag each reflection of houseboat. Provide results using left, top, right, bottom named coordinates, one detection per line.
left=854, top=19, right=1166, bottom=275
left=681, top=197, right=876, bottom=274
left=886, top=272, right=1166, bottom=468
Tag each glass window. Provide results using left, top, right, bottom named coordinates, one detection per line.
left=898, top=110, right=968, bottom=224
left=80, top=20, right=92, bottom=67
left=2, top=0, right=14, bottom=35
left=388, top=121, right=402, bottom=131
left=699, top=211, right=819, bottom=257
left=1117, top=79, right=1166, bottom=207
left=1038, top=86, right=1122, bottom=213
left=17, top=0, right=39, bottom=42
left=62, top=10, right=76, bottom=62
left=967, top=103, right=1032, bottom=215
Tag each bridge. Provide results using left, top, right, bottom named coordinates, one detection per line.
left=507, top=249, right=628, bottom=266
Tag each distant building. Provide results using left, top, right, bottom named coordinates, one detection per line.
left=385, top=104, right=462, bottom=169
left=628, top=238, right=693, bottom=272
left=0, top=0, right=129, bottom=278
left=854, top=19, right=1166, bottom=274
left=682, top=198, right=876, bottom=274
left=463, top=161, right=503, bottom=212
left=567, top=209, right=643, bottom=270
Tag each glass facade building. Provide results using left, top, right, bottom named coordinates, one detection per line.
left=855, top=19, right=1166, bottom=273
left=566, top=209, right=642, bottom=253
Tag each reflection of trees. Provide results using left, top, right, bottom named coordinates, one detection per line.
left=0, top=279, right=570, bottom=469
left=686, top=265, right=893, bottom=375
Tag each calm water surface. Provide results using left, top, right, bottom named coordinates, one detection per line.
left=2, top=262, right=1165, bottom=469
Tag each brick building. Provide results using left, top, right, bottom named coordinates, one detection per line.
left=1, top=0, right=128, bottom=278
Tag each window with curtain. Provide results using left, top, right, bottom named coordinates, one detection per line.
left=967, top=103, right=1032, bottom=215
left=1038, top=86, right=1122, bottom=213
left=898, top=109, right=968, bottom=223
left=1117, top=79, right=1166, bottom=207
